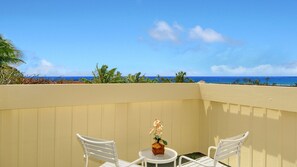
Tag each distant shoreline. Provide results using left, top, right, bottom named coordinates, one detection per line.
left=28, top=76, right=297, bottom=86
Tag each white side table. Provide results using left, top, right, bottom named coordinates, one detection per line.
left=139, top=147, right=178, bottom=167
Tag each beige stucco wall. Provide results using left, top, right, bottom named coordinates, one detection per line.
left=0, top=83, right=200, bottom=110
left=198, top=84, right=297, bottom=167
left=0, top=83, right=297, bottom=167
left=199, top=83, right=297, bottom=112
left=0, top=84, right=201, bottom=167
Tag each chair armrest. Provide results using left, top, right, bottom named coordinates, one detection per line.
left=126, top=156, right=145, bottom=167
left=207, top=146, right=217, bottom=157
left=178, top=155, right=212, bottom=167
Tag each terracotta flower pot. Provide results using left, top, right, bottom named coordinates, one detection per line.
left=152, top=142, right=165, bottom=155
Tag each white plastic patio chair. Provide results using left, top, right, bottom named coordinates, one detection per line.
left=178, top=131, right=249, bottom=167
left=77, top=134, right=144, bottom=167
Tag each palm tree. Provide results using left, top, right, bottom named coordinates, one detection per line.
left=0, top=34, right=24, bottom=67
left=82, top=64, right=125, bottom=83
left=175, top=71, right=186, bottom=83
left=174, top=71, right=194, bottom=83
left=0, top=35, right=25, bottom=84
left=126, top=72, right=153, bottom=83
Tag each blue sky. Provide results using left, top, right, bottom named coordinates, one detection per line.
left=1, top=0, right=297, bottom=76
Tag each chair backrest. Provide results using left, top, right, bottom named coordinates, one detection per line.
left=214, top=131, right=249, bottom=164
left=77, top=134, right=120, bottom=167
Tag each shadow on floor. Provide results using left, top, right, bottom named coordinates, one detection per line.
left=146, top=152, right=230, bottom=167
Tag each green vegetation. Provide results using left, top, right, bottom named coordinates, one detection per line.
left=154, top=71, right=194, bottom=83
left=81, top=64, right=193, bottom=83
left=231, top=77, right=280, bottom=86
left=81, top=64, right=157, bottom=83
left=0, top=66, right=23, bottom=84
left=0, top=35, right=24, bottom=67
left=81, top=64, right=124, bottom=83
left=0, top=35, right=25, bottom=84
left=174, top=71, right=194, bottom=83
left=126, top=72, right=155, bottom=83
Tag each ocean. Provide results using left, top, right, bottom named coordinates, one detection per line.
left=33, top=76, right=297, bottom=86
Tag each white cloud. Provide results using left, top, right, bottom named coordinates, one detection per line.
left=149, top=21, right=181, bottom=42
left=18, top=54, right=91, bottom=76
left=173, top=22, right=183, bottom=31
left=148, top=21, right=230, bottom=45
left=189, top=25, right=225, bottom=43
left=24, top=59, right=69, bottom=76
left=211, top=64, right=297, bottom=76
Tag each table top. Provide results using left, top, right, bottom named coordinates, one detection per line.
left=139, top=147, right=178, bottom=164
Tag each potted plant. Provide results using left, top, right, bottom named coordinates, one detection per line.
left=149, top=119, right=168, bottom=155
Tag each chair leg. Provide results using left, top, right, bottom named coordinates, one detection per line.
left=85, top=156, right=89, bottom=167
left=237, top=154, right=240, bottom=167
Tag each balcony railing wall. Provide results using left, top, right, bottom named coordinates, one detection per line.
left=1, top=83, right=297, bottom=167
left=198, top=84, right=297, bottom=167
left=0, top=84, right=201, bottom=167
